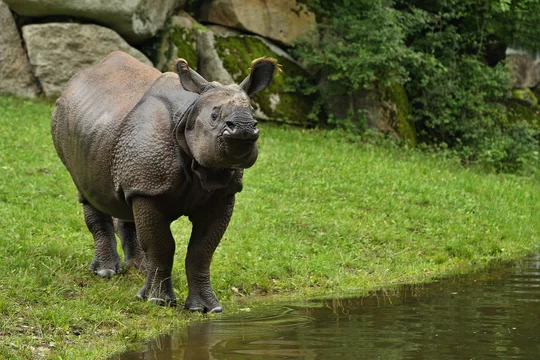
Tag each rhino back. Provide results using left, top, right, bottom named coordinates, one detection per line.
left=51, top=51, right=160, bottom=217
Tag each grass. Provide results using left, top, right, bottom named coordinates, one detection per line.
left=0, top=96, right=539, bottom=359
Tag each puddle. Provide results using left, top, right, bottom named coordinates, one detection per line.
left=117, top=256, right=540, bottom=359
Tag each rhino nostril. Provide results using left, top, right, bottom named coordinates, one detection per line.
left=225, top=121, right=236, bottom=131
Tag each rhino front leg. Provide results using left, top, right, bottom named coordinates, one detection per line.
left=185, top=195, right=235, bottom=313
left=80, top=195, right=120, bottom=278
left=132, top=197, right=176, bottom=306
left=116, top=219, right=145, bottom=271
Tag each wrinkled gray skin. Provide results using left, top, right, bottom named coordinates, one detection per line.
left=51, top=51, right=277, bottom=313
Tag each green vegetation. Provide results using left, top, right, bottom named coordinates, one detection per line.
left=169, top=25, right=198, bottom=71
left=383, top=83, right=417, bottom=145
left=512, top=88, right=539, bottom=106
left=1, top=96, right=539, bottom=359
left=294, top=0, right=540, bottom=175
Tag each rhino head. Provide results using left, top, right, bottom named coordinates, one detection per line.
left=174, top=57, right=278, bottom=169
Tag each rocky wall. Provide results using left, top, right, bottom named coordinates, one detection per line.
left=0, top=0, right=417, bottom=139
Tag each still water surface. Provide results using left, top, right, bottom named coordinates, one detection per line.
left=119, top=256, right=540, bottom=359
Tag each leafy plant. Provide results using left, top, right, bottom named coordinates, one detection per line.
left=295, top=0, right=414, bottom=92
left=295, top=0, right=540, bottom=175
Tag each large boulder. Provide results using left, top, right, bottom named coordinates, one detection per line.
left=196, top=30, right=318, bottom=125
left=534, top=85, right=540, bottom=104
left=22, top=23, right=152, bottom=98
left=0, top=0, right=39, bottom=98
left=197, top=30, right=235, bottom=85
left=384, top=84, right=417, bottom=144
left=318, top=77, right=417, bottom=144
left=506, top=52, right=540, bottom=89
left=512, top=88, right=539, bottom=107
left=4, top=0, right=185, bottom=43
left=153, top=11, right=200, bottom=72
left=199, top=0, right=316, bottom=46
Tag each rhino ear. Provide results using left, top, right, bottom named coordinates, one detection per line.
left=173, top=58, right=209, bottom=94
left=239, top=57, right=280, bottom=96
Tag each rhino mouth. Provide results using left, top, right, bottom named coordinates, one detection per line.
left=222, top=128, right=259, bottom=141
left=218, top=135, right=257, bottom=168
left=224, top=137, right=257, bottom=158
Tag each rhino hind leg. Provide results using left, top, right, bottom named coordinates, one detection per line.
left=80, top=195, right=120, bottom=278
left=116, top=219, right=146, bottom=271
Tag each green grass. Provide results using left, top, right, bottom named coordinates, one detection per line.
left=1, top=96, right=539, bottom=359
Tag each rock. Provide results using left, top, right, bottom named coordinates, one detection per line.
left=207, top=24, right=242, bottom=36
left=4, top=0, right=185, bottom=43
left=533, top=85, right=540, bottom=104
left=199, top=0, right=317, bottom=46
left=506, top=53, right=540, bottom=89
left=197, top=30, right=235, bottom=85
left=507, top=101, right=540, bottom=131
left=532, top=61, right=540, bottom=88
left=197, top=29, right=299, bottom=85
left=384, top=84, right=417, bottom=145
left=318, top=76, right=416, bottom=143
left=512, top=88, right=539, bottom=107
left=154, top=11, right=200, bottom=72
left=22, top=23, right=152, bottom=98
left=198, top=31, right=318, bottom=124
left=0, top=0, right=39, bottom=98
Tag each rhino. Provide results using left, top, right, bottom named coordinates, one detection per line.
left=51, top=51, right=278, bottom=313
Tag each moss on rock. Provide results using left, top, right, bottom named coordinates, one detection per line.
left=213, top=35, right=317, bottom=125
left=384, top=84, right=417, bottom=145
left=533, top=86, right=540, bottom=103
left=152, top=13, right=200, bottom=72
left=507, top=101, right=540, bottom=129
left=511, top=88, right=538, bottom=106
left=169, top=26, right=198, bottom=70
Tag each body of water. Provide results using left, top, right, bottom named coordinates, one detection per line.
left=119, top=256, right=540, bottom=359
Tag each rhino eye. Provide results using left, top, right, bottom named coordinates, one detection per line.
left=211, top=106, right=221, bottom=122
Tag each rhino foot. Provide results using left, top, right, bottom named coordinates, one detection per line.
left=184, top=291, right=222, bottom=314
left=148, top=297, right=177, bottom=307
left=97, top=269, right=116, bottom=278
left=90, top=258, right=120, bottom=278
left=136, top=283, right=176, bottom=307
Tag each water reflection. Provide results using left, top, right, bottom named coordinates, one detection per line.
left=118, top=256, right=540, bottom=359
